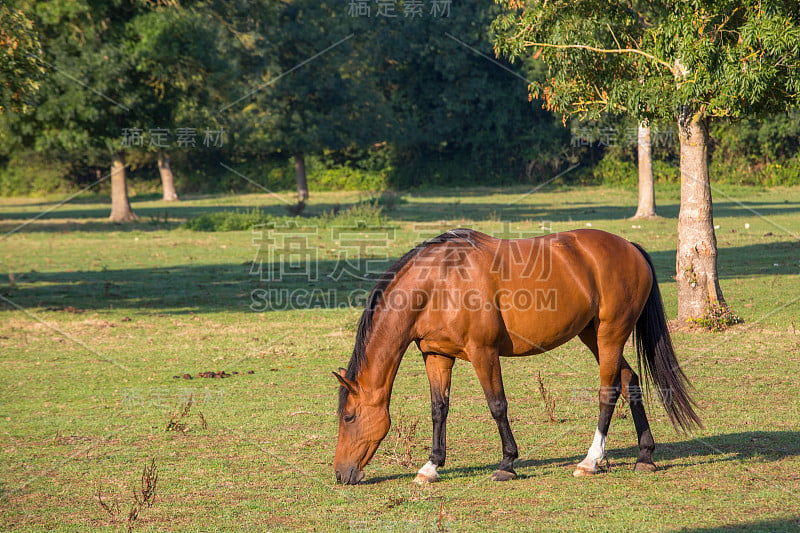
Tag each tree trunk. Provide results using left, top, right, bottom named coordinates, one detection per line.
left=158, top=152, right=178, bottom=201
left=631, top=121, right=657, bottom=219
left=109, top=152, right=137, bottom=223
left=676, top=109, right=724, bottom=322
left=294, top=152, right=309, bottom=203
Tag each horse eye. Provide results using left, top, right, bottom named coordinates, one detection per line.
left=344, top=414, right=356, bottom=423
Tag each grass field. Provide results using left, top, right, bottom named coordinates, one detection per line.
left=1, top=184, right=799, bottom=531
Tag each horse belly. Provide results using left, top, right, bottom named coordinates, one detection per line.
left=496, top=286, right=594, bottom=357
left=416, top=287, right=591, bottom=358
left=499, top=314, right=589, bottom=356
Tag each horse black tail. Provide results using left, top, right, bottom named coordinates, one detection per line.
left=632, top=244, right=703, bottom=432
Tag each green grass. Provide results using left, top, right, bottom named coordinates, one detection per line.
left=1, top=184, right=800, bottom=531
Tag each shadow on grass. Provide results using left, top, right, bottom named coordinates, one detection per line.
left=513, top=429, right=800, bottom=475
left=2, top=184, right=799, bottom=234
left=681, top=517, right=800, bottom=532
left=0, top=260, right=381, bottom=314
left=2, top=235, right=797, bottom=314
left=365, top=430, right=800, bottom=485
left=0, top=201, right=349, bottom=234
left=391, top=198, right=800, bottom=224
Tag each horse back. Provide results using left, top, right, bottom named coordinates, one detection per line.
left=410, top=229, right=652, bottom=358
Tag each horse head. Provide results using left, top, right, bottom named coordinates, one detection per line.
left=333, top=370, right=391, bottom=484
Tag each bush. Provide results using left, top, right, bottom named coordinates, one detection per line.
left=183, top=196, right=389, bottom=232
left=708, top=153, right=800, bottom=186
left=318, top=197, right=387, bottom=228
left=708, top=112, right=800, bottom=186
left=593, top=156, right=638, bottom=188
left=307, top=164, right=387, bottom=191
left=686, top=302, right=743, bottom=332
left=592, top=153, right=679, bottom=189
left=174, top=153, right=296, bottom=195
left=762, top=157, right=800, bottom=186
left=0, top=152, right=74, bottom=196
left=182, top=209, right=276, bottom=231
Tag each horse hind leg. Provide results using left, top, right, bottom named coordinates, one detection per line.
left=414, top=354, right=455, bottom=484
left=620, top=358, right=656, bottom=472
left=577, top=326, right=656, bottom=474
left=574, top=373, right=620, bottom=476
left=574, top=328, right=622, bottom=476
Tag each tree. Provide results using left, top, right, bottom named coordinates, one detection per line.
left=126, top=2, right=241, bottom=203
left=109, top=152, right=136, bottom=222
left=494, top=1, right=800, bottom=322
left=223, top=0, right=370, bottom=205
left=158, top=153, right=178, bottom=201
left=0, top=5, right=44, bottom=114
left=367, top=1, right=567, bottom=186
left=2, top=0, right=144, bottom=222
left=632, top=121, right=657, bottom=219
left=3, top=1, right=240, bottom=215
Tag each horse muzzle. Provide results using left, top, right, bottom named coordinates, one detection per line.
left=335, top=465, right=365, bottom=485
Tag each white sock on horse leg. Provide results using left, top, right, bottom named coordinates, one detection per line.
left=578, top=428, right=606, bottom=472
left=418, top=460, right=438, bottom=478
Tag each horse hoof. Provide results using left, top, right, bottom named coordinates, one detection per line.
left=490, top=470, right=517, bottom=482
left=573, top=466, right=596, bottom=477
left=413, top=472, right=439, bottom=484
left=634, top=461, right=657, bottom=473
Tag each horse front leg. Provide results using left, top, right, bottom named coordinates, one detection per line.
left=414, top=354, right=455, bottom=484
left=471, top=349, right=518, bottom=481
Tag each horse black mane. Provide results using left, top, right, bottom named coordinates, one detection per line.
left=337, top=228, right=483, bottom=414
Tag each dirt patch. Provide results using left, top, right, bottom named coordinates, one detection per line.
left=173, top=370, right=255, bottom=379
left=45, top=306, right=84, bottom=314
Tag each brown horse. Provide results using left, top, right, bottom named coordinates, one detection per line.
left=333, top=228, right=700, bottom=485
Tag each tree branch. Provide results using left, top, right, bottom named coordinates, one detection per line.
left=523, top=41, right=676, bottom=76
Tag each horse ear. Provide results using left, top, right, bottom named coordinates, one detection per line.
left=332, top=371, right=359, bottom=395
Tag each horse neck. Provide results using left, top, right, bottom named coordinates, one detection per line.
left=356, top=306, right=413, bottom=406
